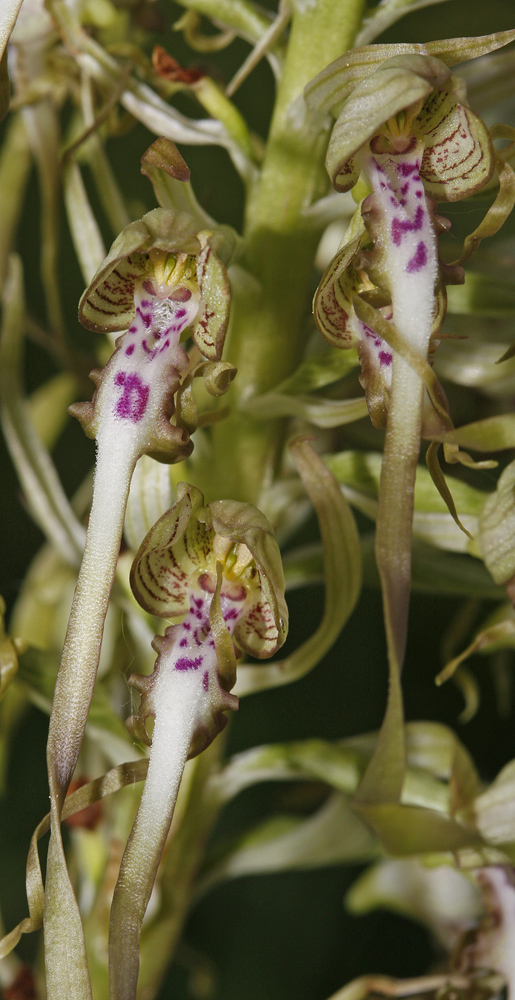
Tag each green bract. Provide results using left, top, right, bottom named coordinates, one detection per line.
left=79, top=207, right=232, bottom=361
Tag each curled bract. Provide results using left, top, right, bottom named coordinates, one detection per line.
left=79, top=207, right=231, bottom=361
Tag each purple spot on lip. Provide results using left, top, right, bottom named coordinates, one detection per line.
left=176, top=656, right=203, bottom=671
left=179, top=637, right=188, bottom=648
left=415, top=189, right=423, bottom=198
left=128, top=326, right=137, bottom=334
left=379, top=351, right=393, bottom=367
left=391, top=206, right=424, bottom=246
left=224, top=608, right=238, bottom=621
left=202, top=671, right=209, bottom=692
left=401, top=182, right=409, bottom=195
left=114, top=371, right=149, bottom=422
left=136, top=306, right=152, bottom=328
left=125, top=343, right=135, bottom=356
left=398, top=162, right=418, bottom=177
left=176, top=308, right=187, bottom=318
left=406, top=241, right=428, bottom=273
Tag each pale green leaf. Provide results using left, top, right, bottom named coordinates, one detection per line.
left=326, top=451, right=483, bottom=553
left=437, top=605, right=515, bottom=687
left=236, top=439, right=362, bottom=695
left=197, top=793, right=378, bottom=896
left=326, top=450, right=485, bottom=516
left=244, top=391, right=368, bottom=428
left=305, top=30, right=515, bottom=118
left=360, top=534, right=503, bottom=598
left=465, top=759, right=515, bottom=846
left=28, top=374, right=78, bottom=451
left=447, top=271, right=515, bottom=317
left=436, top=334, right=515, bottom=397
left=437, top=415, right=515, bottom=452
left=0, top=256, right=85, bottom=564
left=346, top=857, right=482, bottom=943
left=0, top=114, right=31, bottom=292
left=63, top=160, right=106, bottom=285
left=215, top=739, right=365, bottom=803
left=272, top=346, right=359, bottom=394
left=479, top=457, right=515, bottom=585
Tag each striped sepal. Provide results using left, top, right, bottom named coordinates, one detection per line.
left=419, top=90, right=494, bottom=201
left=130, top=484, right=207, bottom=618
left=313, top=236, right=364, bottom=348
left=191, top=231, right=231, bottom=360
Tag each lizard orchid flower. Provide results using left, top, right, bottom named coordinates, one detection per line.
left=109, top=484, right=288, bottom=1000
left=44, top=205, right=233, bottom=994
left=307, top=35, right=515, bottom=806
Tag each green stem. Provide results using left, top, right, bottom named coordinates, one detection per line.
left=208, top=0, right=365, bottom=503
left=376, top=357, right=423, bottom=674
left=357, top=356, right=423, bottom=804
left=44, top=429, right=138, bottom=1000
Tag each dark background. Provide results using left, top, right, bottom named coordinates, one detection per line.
left=1, top=1, right=515, bottom=997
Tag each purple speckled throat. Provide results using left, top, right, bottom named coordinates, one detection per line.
left=112, top=282, right=199, bottom=423
left=170, top=587, right=247, bottom=692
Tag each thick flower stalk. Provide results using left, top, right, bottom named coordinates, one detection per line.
left=43, top=206, right=232, bottom=1000
left=109, top=484, right=288, bottom=1000
left=309, top=34, right=515, bottom=803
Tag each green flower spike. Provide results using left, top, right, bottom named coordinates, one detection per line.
left=43, top=206, right=233, bottom=1000
left=109, top=484, right=287, bottom=1000
left=308, top=34, right=515, bottom=830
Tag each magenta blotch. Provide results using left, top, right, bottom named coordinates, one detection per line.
left=391, top=206, right=424, bottom=246
left=398, top=162, right=418, bottom=177
left=406, top=241, right=428, bottom=273
left=175, top=656, right=203, bottom=672
left=136, top=306, right=152, bottom=328
left=114, top=371, right=149, bottom=422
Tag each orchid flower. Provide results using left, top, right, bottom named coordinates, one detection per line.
left=109, top=483, right=288, bottom=1000
left=43, top=205, right=233, bottom=1000
left=307, top=34, right=515, bottom=807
